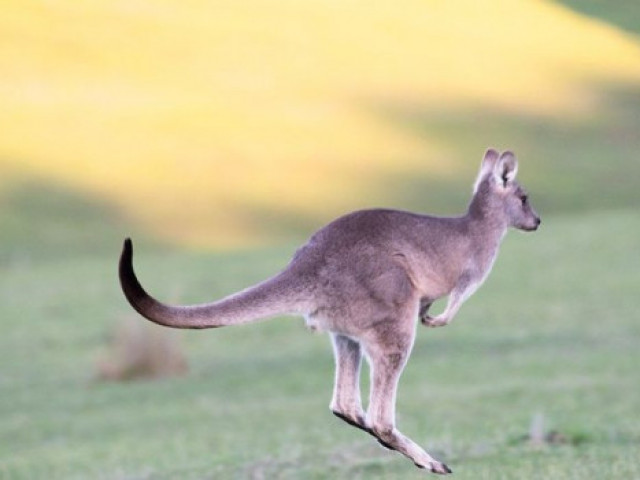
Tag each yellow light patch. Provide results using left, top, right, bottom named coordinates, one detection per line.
left=1, top=0, right=639, bottom=248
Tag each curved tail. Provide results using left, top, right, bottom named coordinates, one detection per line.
left=119, top=239, right=306, bottom=329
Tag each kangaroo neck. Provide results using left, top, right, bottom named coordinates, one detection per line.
left=464, top=197, right=509, bottom=264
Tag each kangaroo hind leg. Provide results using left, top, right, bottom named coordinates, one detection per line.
left=330, top=333, right=368, bottom=433
left=364, top=329, right=452, bottom=475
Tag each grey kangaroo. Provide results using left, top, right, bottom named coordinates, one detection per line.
left=119, top=149, right=540, bottom=474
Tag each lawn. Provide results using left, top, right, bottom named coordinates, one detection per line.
left=1, top=210, right=639, bottom=479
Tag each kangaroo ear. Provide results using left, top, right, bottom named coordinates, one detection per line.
left=483, top=148, right=500, bottom=166
left=494, top=151, right=518, bottom=187
left=473, top=148, right=500, bottom=193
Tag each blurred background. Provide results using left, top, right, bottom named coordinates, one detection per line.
left=1, top=1, right=639, bottom=479
left=1, top=0, right=639, bottom=255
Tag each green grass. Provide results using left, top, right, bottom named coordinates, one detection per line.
left=1, top=210, right=639, bottom=479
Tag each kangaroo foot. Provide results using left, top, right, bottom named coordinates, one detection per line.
left=332, top=410, right=396, bottom=450
left=415, top=460, right=452, bottom=475
left=331, top=410, right=368, bottom=432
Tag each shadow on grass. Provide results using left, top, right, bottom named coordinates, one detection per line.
left=372, top=82, right=640, bottom=217
left=557, top=0, right=640, bottom=36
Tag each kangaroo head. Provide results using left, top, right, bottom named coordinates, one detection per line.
left=471, top=149, right=541, bottom=231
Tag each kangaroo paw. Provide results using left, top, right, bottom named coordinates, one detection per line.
left=421, top=315, right=449, bottom=328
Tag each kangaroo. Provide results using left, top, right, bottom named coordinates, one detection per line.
left=119, top=149, right=540, bottom=474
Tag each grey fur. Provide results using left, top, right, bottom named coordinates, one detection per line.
left=119, top=149, right=540, bottom=474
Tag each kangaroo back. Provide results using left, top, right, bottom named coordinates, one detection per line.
left=119, top=239, right=306, bottom=329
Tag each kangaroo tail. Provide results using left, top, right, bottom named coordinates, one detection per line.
left=119, top=238, right=306, bottom=329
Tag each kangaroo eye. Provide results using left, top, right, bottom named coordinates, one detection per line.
left=520, top=195, right=528, bottom=205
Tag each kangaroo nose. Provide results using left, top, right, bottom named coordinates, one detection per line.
left=535, top=217, right=541, bottom=227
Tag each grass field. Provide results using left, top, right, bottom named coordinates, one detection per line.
left=1, top=1, right=640, bottom=478
left=1, top=210, right=639, bottom=479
